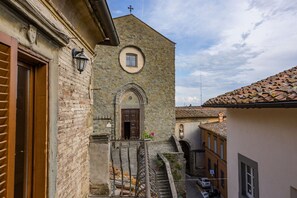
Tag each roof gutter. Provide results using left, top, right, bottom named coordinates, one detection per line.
left=203, top=101, right=297, bottom=108
left=88, top=0, right=119, bottom=46
left=176, top=116, right=221, bottom=119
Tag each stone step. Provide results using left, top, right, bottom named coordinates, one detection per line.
left=158, top=184, right=170, bottom=188
left=159, top=187, right=170, bottom=190
left=157, top=178, right=167, bottom=180
left=159, top=193, right=171, bottom=197
left=159, top=195, right=172, bottom=198
left=158, top=182, right=170, bottom=185
left=159, top=188, right=170, bottom=193
left=157, top=180, right=168, bottom=182
left=158, top=183, right=170, bottom=186
left=159, top=191, right=171, bottom=195
left=159, top=194, right=171, bottom=196
left=156, top=172, right=166, bottom=175
left=156, top=168, right=171, bottom=198
left=158, top=181, right=168, bottom=184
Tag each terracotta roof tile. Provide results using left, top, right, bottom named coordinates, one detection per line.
left=199, top=121, right=227, bottom=138
left=204, top=66, right=297, bottom=107
left=176, top=106, right=226, bottom=118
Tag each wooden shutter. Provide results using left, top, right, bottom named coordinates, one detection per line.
left=0, top=32, right=17, bottom=198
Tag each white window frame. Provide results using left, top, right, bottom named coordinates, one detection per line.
left=238, top=153, right=259, bottom=198
left=220, top=142, right=224, bottom=159
left=207, top=134, right=211, bottom=148
left=245, top=165, right=255, bottom=198
left=214, top=136, right=217, bottom=153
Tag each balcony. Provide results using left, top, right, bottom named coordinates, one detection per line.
left=89, top=135, right=159, bottom=197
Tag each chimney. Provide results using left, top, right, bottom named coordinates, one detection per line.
left=218, top=112, right=224, bottom=123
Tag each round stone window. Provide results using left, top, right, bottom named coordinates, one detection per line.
left=119, top=46, right=145, bottom=73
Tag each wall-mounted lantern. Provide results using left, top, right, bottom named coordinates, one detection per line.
left=72, top=48, right=89, bottom=74
left=179, top=124, right=184, bottom=139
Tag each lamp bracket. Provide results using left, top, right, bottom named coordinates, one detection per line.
left=72, top=48, right=82, bottom=57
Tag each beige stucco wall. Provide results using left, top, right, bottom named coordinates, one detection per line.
left=227, top=108, right=297, bottom=198
left=175, top=117, right=219, bottom=175
left=175, top=118, right=219, bottom=149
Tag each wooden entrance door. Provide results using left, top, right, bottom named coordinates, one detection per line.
left=0, top=32, right=47, bottom=198
left=14, top=57, right=48, bottom=198
left=14, top=62, right=33, bottom=198
left=121, top=109, right=140, bottom=139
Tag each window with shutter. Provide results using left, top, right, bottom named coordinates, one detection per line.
left=0, top=32, right=48, bottom=198
left=0, top=42, right=9, bottom=198
left=0, top=32, right=17, bottom=198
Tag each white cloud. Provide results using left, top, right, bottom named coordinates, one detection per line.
left=113, top=10, right=124, bottom=15
left=175, top=86, right=201, bottom=106
left=191, top=71, right=211, bottom=77
left=146, top=0, right=297, bottom=106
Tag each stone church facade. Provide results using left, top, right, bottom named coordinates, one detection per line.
left=93, top=15, right=175, bottom=141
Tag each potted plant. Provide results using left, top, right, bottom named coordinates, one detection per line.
left=143, top=131, right=155, bottom=140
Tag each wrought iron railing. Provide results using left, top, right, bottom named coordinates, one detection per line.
left=109, top=140, right=159, bottom=197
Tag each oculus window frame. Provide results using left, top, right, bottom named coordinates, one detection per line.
left=118, top=46, right=145, bottom=74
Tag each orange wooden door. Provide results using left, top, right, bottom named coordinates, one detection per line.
left=14, top=62, right=34, bottom=198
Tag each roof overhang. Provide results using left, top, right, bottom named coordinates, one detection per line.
left=88, top=0, right=119, bottom=46
left=1, top=0, right=119, bottom=50
left=203, top=101, right=297, bottom=108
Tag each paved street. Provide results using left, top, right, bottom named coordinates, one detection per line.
left=186, top=175, right=202, bottom=198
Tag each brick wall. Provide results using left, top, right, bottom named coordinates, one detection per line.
left=56, top=43, right=93, bottom=197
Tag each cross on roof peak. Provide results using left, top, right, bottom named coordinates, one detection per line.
left=128, top=5, right=134, bottom=14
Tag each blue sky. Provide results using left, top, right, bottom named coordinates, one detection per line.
left=107, top=0, right=297, bottom=106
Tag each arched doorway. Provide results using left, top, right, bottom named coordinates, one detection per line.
left=121, top=91, right=140, bottom=139
left=115, top=83, right=147, bottom=139
left=179, top=140, right=191, bottom=173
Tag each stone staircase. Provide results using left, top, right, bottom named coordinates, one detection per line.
left=156, top=168, right=172, bottom=198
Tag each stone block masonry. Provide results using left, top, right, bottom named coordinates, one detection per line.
left=93, top=15, right=176, bottom=141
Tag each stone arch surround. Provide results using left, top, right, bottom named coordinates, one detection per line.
left=179, top=139, right=192, bottom=174
left=114, top=83, right=148, bottom=139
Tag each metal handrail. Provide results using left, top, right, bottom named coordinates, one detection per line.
left=144, top=142, right=151, bottom=198
left=109, top=139, right=157, bottom=197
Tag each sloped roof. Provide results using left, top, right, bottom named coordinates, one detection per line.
left=199, top=121, right=227, bottom=138
left=203, top=66, right=297, bottom=108
left=113, top=14, right=175, bottom=44
left=176, top=106, right=226, bottom=118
